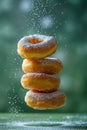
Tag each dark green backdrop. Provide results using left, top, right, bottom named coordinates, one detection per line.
left=0, top=0, right=87, bottom=113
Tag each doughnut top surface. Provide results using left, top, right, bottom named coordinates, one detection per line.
left=26, top=89, right=65, bottom=100
left=20, top=34, right=56, bottom=48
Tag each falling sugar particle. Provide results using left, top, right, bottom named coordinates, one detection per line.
left=8, top=88, right=24, bottom=113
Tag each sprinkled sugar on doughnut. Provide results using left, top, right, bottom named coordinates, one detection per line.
left=25, top=89, right=63, bottom=99
left=17, top=34, right=57, bottom=59
left=22, top=58, right=63, bottom=74
left=21, top=73, right=60, bottom=91
left=25, top=89, right=66, bottom=110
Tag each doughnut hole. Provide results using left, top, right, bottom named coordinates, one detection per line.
left=27, top=38, right=43, bottom=44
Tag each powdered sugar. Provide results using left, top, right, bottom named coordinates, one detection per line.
left=22, top=72, right=57, bottom=79
left=38, top=57, right=61, bottom=65
left=18, top=34, right=56, bottom=49
left=26, top=90, right=64, bottom=100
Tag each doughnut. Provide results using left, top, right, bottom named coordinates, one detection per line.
left=22, top=58, right=63, bottom=74
left=25, top=89, right=66, bottom=109
left=21, top=73, right=60, bottom=91
left=17, top=34, right=57, bottom=59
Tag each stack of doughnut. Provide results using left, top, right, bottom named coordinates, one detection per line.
left=17, top=34, right=66, bottom=110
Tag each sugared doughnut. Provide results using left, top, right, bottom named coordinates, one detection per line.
left=25, top=89, right=66, bottom=110
left=22, top=58, right=63, bottom=74
left=21, top=73, right=60, bottom=91
left=17, top=34, right=57, bottom=59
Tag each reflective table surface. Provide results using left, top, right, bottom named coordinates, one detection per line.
left=0, top=113, right=87, bottom=130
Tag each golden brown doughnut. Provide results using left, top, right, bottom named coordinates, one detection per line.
left=25, top=89, right=66, bottom=110
left=17, top=34, right=57, bottom=59
left=22, top=58, right=63, bottom=74
left=21, top=73, right=60, bottom=91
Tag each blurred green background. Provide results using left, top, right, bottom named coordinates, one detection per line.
left=0, top=0, right=87, bottom=113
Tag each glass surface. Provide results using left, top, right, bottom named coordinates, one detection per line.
left=0, top=114, right=87, bottom=130
left=0, top=113, right=87, bottom=130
